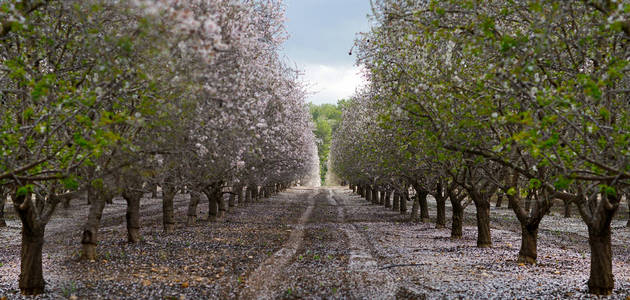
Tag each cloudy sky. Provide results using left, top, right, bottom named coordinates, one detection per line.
left=282, top=0, right=372, bottom=105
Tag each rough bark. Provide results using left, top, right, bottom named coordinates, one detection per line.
left=229, top=192, right=236, bottom=207
left=506, top=186, right=552, bottom=265
left=218, top=191, right=226, bottom=218
left=162, top=184, right=176, bottom=233
left=400, top=188, right=408, bottom=214
left=410, top=195, right=419, bottom=222
left=473, top=198, right=492, bottom=248
left=451, top=201, right=464, bottom=239
left=151, top=184, right=158, bottom=198
left=392, top=191, right=400, bottom=211
left=524, top=193, right=532, bottom=212
left=0, top=189, right=6, bottom=227
left=186, top=191, right=200, bottom=226
left=582, top=193, right=619, bottom=295
left=435, top=193, right=446, bottom=229
left=20, top=227, right=45, bottom=295
left=122, top=189, right=142, bottom=243
left=564, top=200, right=571, bottom=218
left=418, top=190, right=430, bottom=223
left=245, top=186, right=253, bottom=203
left=236, top=185, right=243, bottom=206
left=587, top=225, right=614, bottom=295
left=13, top=192, right=45, bottom=295
left=372, top=187, right=379, bottom=205
left=518, top=224, right=538, bottom=264
left=384, top=191, right=391, bottom=208
left=204, top=186, right=222, bottom=221
left=495, top=193, right=503, bottom=208
left=81, top=191, right=109, bottom=260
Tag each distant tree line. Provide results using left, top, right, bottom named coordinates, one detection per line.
left=309, top=102, right=343, bottom=184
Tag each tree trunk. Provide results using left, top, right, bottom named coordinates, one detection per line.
left=518, top=224, right=538, bottom=264
left=20, top=227, right=45, bottom=295
left=0, top=191, right=6, bottom=227
left=62, top=197, right=71, bottom=209
left=410, top=195, right=419, bottom=222
left=122, top=190, right=142, bottom=243
left=392, top=192, right=400, bottom=211
left=218, top=191, right=226, bottom=218
left=162, top=184, right=176, bottom=233
left=435, top=194, right=446, bottom=229
left=400, top=189, right=408, bottom=214
left=495, top=193, right=503, bottom=208
left=186, top=191, right=200, bottom=226
left=13, top=192, right=45, bottom=295
left=564, top=200, right=571, bottom=218
left=151, top=184, right=158, bottom=198
left=366, top=186, right=372, bottom=203
left=384, top=191, right=391, bottom=208
left=205, top=188, right=220, bottom=221
left=419, top=190, right=430, bottom=223
left=236, top=186, right=243, bottom=206
left=451, top=201, right=463, bottom=239
left=627, top=195, right=630, bottom=227
left=245, top=187, right=252, bottom=204
left=474, top=199, right=492, bottom=248
left=372, top=187, right=379, bottom=205
left=229, top=192, right=236, bottom=207
left=81, top=191, right=108, bottom=260
left=524, top=193, right=532, bottom=212
left=587, top=226, right=614, bottom=295
left=584, top=193, right=618, bottom=296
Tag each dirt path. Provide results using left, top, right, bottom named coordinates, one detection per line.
left=239, top=189, right=316, bottom=299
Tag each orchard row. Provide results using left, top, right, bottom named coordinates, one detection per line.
left=0, top=0, right=318, bottom=295
left=331, top=0, right=630, bottom=296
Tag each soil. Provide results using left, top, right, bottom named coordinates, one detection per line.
left=1, top=186, right=630, bottom=299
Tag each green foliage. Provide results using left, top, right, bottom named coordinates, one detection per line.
left=309, top=101, right=343, bottom=184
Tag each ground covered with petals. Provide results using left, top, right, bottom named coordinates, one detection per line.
left=2, top=187, right=630, bottom=299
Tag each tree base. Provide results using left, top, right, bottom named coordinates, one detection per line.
left=127, top=228, right=140, bottom=243
left=477, top=243, right=492, bottom=248
left=186, top=216, right=196, bottom=226
left=164, top=223, right=175, bottom=234
left=517, top=255, right=536, bottom=265
left=20, top=286, right=44, bottom=296
left=82, top=244, right=97, bottom=261
left=435, top=224, right=445, bottom=229
left=588, top=285, right=612, bottom=296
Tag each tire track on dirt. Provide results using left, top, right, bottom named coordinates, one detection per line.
left=239, top=189, right=317, bottom=300
left=330, top=188, right=398, bottom=299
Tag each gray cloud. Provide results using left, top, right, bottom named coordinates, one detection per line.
left=282, top=0, right=372, bottom=104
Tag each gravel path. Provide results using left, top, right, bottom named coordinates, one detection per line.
left=2, top=186, right=630, bottom=299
